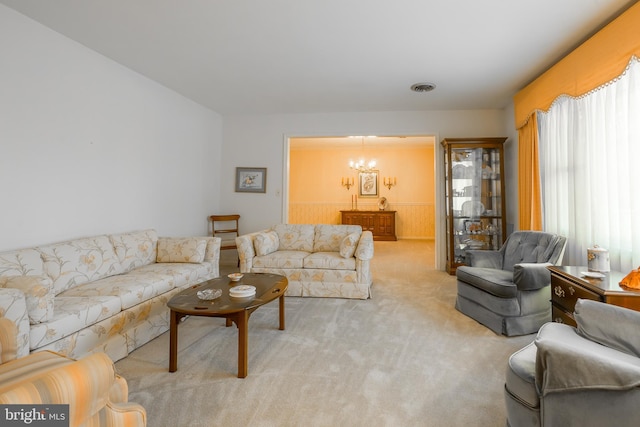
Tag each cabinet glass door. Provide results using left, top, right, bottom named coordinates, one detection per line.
left=442, top=138, right=506, bottom=274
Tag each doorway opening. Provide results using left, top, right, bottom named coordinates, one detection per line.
left=286, top=135, right=439, bottom=257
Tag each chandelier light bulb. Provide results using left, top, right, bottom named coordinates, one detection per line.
left=348, top=136, right=377, bottom=172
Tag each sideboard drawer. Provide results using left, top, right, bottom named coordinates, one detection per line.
left=551, top=275, right=601, bottom=312
left=552, top=304, right=577, bottom=327
left=548, top=266, right=640, bottom=325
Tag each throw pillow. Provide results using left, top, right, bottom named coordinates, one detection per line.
left=254, top=231, right=279, bottom=256
left=339, top=233, right=359, bottom=258
left=0, top=275, right=55, bottom=324
left=109, top=229, right=158, bottom=272
left=574, top=298, right=640, bottom=358
left=156, top=238, right=207, bottom=263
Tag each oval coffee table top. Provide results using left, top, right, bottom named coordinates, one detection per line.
left=168, top=273, right=288, bottom=316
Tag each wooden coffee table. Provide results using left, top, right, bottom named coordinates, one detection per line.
left=167, top=273, right=287, bottom=378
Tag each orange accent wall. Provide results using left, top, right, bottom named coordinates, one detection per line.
left=289, top=143, right=436, bottom=238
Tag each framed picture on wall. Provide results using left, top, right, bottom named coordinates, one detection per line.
left=358, top=170, right=378, bottom=197
left=235, top=167, right=267, bottom=193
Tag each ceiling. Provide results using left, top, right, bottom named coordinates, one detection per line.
left=1, top=0, right=636, bottom=115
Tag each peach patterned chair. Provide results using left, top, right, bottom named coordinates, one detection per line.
left=0, top=317, right=146, bottom=427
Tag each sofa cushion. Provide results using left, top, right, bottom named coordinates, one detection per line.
left=253, top=251, right=309, bottom=269
left=39, top=235, right=124, bottom=295
left=304, top=252, right=356, bottom=270
left=61, top=272, right=176, bottom=310
left=0, top=275, right=54, bottom=324
left=133, top=262, right=214, bottom=290
left=274, top=224, right=315, bottom=252
left=339, top=233, right=359, bottom=258
left=109, top=229, right=158, bottom=273
left=455, top=266, right=517, bottom=298
left=313, top=224, right=362, bottom=252
left=156, top=238, right=207, bottom=263
left=0, top=248, right=46, bottom=277
left=254, top=231, right=279, bottom=256
left=29, top=295, right=122, bottom=350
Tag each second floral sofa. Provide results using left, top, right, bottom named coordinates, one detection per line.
left=236, top=224, right=374, bottom=299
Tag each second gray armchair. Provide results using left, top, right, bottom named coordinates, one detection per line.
left=455, top=231, right=567, bottom=336
left=505, top=299, right=640, bottom=427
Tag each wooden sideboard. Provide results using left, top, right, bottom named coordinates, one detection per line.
left=548, top=265, right=640, bottom=327
left=340, top=210, right=397, bottom=241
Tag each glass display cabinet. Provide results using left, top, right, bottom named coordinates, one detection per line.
left=441, top=137, right=507, bottom=274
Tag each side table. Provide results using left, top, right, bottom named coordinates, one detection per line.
left=548, top=265, right=640, bottom=326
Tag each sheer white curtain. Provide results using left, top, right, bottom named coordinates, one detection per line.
left=538, top=57, right=640, bottom=272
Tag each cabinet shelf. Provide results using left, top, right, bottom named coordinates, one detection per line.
left=442, top=137, right=507, bottom=274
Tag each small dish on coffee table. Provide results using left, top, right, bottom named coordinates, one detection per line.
left=197, top=288, right=222, bottom=300
left=228, top=273, right=244, bottom=282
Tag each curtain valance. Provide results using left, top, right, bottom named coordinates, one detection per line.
left=514, top=2, right=640, bottom=129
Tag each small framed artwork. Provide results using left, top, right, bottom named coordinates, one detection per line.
left=235, top=167, right=267, bottom=193
left=358, top=170, right=379, bottom=197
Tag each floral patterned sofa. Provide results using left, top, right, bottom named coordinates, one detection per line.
left=0, top=229, right=220, bottom=362
left=236, top=224, right=374, bottom=299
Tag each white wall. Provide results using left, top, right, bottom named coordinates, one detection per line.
left=502, top=101, right=519, bottom=233
left=0, top=5, right=223, bottom=251
left=222, top=110, right=513, bottom=268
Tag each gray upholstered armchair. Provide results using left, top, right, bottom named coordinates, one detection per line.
left=505, top=299, right=640, bottom=427
left=455, top=231, right=566, bottom=336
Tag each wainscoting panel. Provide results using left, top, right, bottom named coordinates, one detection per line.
left=289, top=202, right=435, bottom=239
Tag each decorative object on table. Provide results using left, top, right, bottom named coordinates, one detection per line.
left=581, top=271, right=605, bottom=279
left=587, top=245, right=610, bottom=272
left=620, top=266, right=640, bottom=290
left=350, top=194, right=358, bottom=210
left=235, top=167, right=267, bottom=193
left=358, top=170, right=378, bottom=197
left=377, top=197, right=388, bottom=210
left=229, top=284, right=256, bottom=298
left=464, top=220, right=482, bottom=233
left=197, top=288, right=222, bottom=300
left=341, top=177, right=354, bottom=190
left=461, top=200, right=484, bottom=217
left=383, top=176, right=396, bottom=190
left=228, top=273, right=244, bottom=281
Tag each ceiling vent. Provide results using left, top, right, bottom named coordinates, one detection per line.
left=410, top=82, right=436, bottom=92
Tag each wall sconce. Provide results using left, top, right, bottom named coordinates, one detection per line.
left=383, top=177, right=397, bottom=190
left=341, top=177, right=354, bottom=190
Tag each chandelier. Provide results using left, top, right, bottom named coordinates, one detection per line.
left=349, top=136, right=377, bottom=172
left=349, top=158, right=377, bottom=172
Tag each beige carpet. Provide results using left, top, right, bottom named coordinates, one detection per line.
left=115, top=240, right=534, bottom=427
